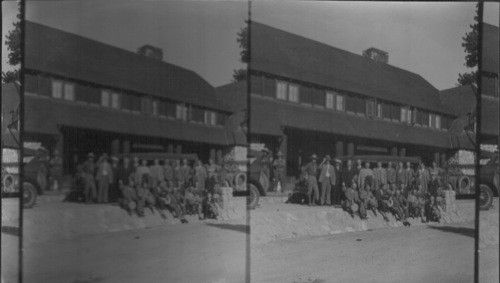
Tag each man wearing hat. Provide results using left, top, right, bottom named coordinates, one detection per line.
left=109, top=156, right=120, bottom=202
left=304, top=154, right=319, bottom=205
left=272, top=151, right=286, bottom=193
left=332, top=158, right=342, bottom=206
left=82, top=152, right=97, bottom=203
left=318, top=155, right=336, bottom=205
left=260, top=149, right=271, bottom=192
left=96, top=153, right=114, bottom=203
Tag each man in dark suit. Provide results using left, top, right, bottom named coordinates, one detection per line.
left=332, top=159, right=342, bottom=206
left=341, top=159, right=356, bottom=188
left=319, top=155, right=336, bottom=205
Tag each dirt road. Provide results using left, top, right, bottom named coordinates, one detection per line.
left=252, top=222, right=475, bottom=283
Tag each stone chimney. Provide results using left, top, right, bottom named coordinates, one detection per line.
left=362, top=47, right=388, bottom=64
left=137, top=44, right=163, bottom=61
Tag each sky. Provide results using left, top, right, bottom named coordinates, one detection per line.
left=2, top=1, right=499, bottom=89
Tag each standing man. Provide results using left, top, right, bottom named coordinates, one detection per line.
left=96, top=153, right=113, bottom=203
left=358, top=162, right=374, bottom=191
left=117, top=156, right=134, bottom=187
left=194, top=160, right=207, bottom=192
left=109, top=156, right=120, bottom=202
left=82, top=152, right=97, bottom=203
left=417, top=163, right=430, bottom=194
left=318, top=155, right=335, bottom=206
left=173, top=159, right=182, bottom=187
left=332, top=159, right=342, bottom=206
left=373, top=161, right=387, bottom=191
left=404, top=162, right=415, bottom=190
left=49, top=150, right=63, bottom=191
left=342, top=159, right=356, bottom=189
left=272, top=151, right=286, bottom=192
left=163, top=159, right=174, bottom=185
left=396, top=162, right=407, bottom=193
left=181, top=159, right=192, bottom=187
left=135, top=159, right=151, bottom=187
left=387, top=161, right=397, bottom=186
left=304, top=154, right=319, bottom=206
left=149, top=159, right=164, bottom=188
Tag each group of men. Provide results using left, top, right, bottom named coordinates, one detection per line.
left=79, top=152, right=223, bottom=222
left=295, top=154, right=447, bottom=224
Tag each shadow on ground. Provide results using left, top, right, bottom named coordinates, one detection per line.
left=1, top=226, right=20, bottom=236
left=205, top=223, right=249, bottom=234
left=427, top=225, right=475, bottom=238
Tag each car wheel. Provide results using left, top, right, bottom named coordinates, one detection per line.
left=247, top=183, right=260, bottom=210
left=479, top=184, right=493, bottom=210
left=23, top=182, right=37, bottom=209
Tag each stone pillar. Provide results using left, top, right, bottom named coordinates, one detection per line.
left=210, top=148, right=216, bottom=162
left=440, top=153, right=447, bottom=167
left=399, top=147, right=406, bottom=157
left=123, top=140, right=131, bottom=154
left=167, top=144, right=174, bottom=153
left=111, top=139, right=120, bottom=156
left=390, top=147, right=398, bottom=156
left=347, top=142, right=355, bottom=156
left=216, top=150, right=223, bottom=165
left=434, top=152, right=440, bottom=164
left=175, top=145, right=182, bottom=154
left=335, top=141, right=344, bottom=158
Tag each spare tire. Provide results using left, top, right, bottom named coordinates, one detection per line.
left=2, top=173, right=15, bottom=193
left=247, top=183, right=260, bottom=209
left=234, top=172, right=247, bottom=192
left=457, top=176, right=471, bottom=194
left=479, top=184, right=493, bottom=210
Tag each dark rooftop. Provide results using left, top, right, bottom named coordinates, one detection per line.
left=250, top=22, right=456, bottom=116
left=24, top=21, right=228, bottom=112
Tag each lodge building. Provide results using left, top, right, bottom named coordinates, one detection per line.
left=220, top=22, right=474, bottom=177
left=20, top=21, right=235, bottom=175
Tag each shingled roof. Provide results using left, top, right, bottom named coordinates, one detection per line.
left=250, top=22, right=456, bottom=116
left=24, top=21, right=228, bottom=112
left=440, top=85, right=477, bottom=117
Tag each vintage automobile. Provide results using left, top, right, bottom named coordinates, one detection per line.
left=1, top=147, right=48, bottom=208
left=478, top=152, right=499, bottom=210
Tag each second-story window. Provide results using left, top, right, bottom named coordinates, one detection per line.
left=288, top=84, right=299, bottom=102
left=176, top=104, right=188, bottom=121
left=64, top=83, right=75, bottom=101
left=401, top=107, right=409, bottom=123
left=336, top=94, right=345, bottom=111
left=376, top=103, right=383, bottom=118
left=101, top=90, right=110, bottom=107
left=111, top=92, right=120, bottom=109
left=326, top=92, right=335, bottom=109
left=152, top=100, right=158, bottom=116
left=52, top=80, right=63, bottom=99
left=205, top=110, right=217, bottom=125
left=366, top=99, right=376, bottom=117
left=276, top=81, right=287, bottom=100
left=435, top=115, right=441, bottom=129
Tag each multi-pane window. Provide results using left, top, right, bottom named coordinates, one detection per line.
left=376, top=103, right=383, bottom=118
left=205, top=110, right=217, bottom=125
left=345, top=95, right=356, bottom=113
left=429, top=113, right=435, bottom=128
left=152, top=100, right=158, bottom=116
left=101, top=90, right=110, bottom=107
left=52, top=80, right=63, bottom=99
left=288, top=84, right=299, bottom=102
left=64, top=83, right=75, bottom=101
left=326, top=92, right=335, bottom=109
left=366, top=99, right=376, bottom=117
left=176, top=104, right=188, bottom=121
left=276, top=81, right=287, bottom=100
left=336, top=94, right=345, bottom=111
left=435, top=115, right=441, bottom=129
left=111, top=92, right=120, bottom=109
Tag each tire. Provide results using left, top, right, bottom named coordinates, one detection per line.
left=2, top=173, right=15, bottom=193
left=23, top=182, right=37, bottom=209
left=234, top=172, right=247, bottom=191
left=479, top=184, right=493, bottom=211
left=247, top=183, right=260, bottom=210
left=457, top=176, right=471, bottom=194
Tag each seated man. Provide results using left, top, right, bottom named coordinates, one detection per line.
left=342, top=182, right=360, bottom=218
left=395, top=190, right=411, bottom=226
left=120, top=179, right=138, bottom=216
left=184, top=184, right=204, bottom=219
left=136, top=175, right=156, bottom=217
left=407, top=190, right=420, bottom=218
left=160, top=180, right=188, bottom=223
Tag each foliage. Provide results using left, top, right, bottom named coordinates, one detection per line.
left=2, top=3, right=21, bottom=84
left=232, top=24, right=248, bottom=82
left=457, top=3, right=479, bottom=86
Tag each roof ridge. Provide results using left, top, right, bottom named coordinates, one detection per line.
left=251, top=21, right=435, bottom=87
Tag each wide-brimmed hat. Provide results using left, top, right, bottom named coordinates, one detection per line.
left=334, top=158, right=341, bottom=164
left=87, top=152, right=95, bottom=158
left=111, top=156, right=119, bottom=162
left=276, top=151, right=283, bottom=157
left=324, top=155, right=331, bottom=161
left=261, top=148, right=270, bottom=154
left=311, top=154, right=317, bottom=159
